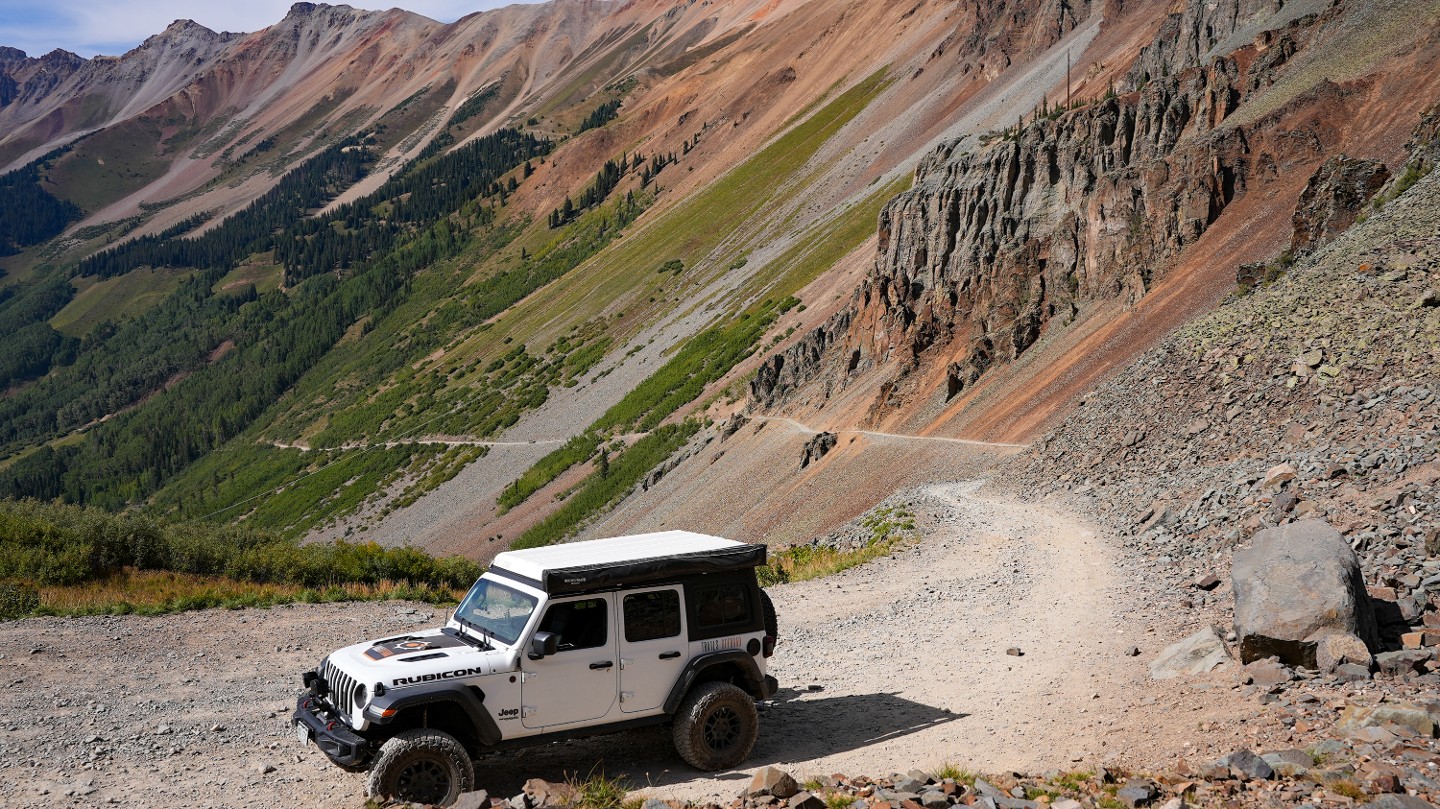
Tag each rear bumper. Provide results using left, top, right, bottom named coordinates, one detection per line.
left=293, top=693, right=370, bottom=768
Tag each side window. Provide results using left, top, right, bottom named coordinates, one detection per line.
left=538, top=597, right=608, bottom=651
left=695, top=583, right=752, bottom=630
left=623, top=590, right=681, bottom=642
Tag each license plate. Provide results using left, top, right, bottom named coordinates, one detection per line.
left=294, top=721, right=311, bottom=746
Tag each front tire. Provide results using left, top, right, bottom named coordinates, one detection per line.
left=367, top=728, right=474, bottom=807
left=672, top=681, right=759, bottom=771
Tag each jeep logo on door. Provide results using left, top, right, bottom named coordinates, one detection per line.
left=392, top=667, right=485, bottom=686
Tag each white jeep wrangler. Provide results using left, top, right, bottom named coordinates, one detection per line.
left=294, top=531, right=779, bottom=805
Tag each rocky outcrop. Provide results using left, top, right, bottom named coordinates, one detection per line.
left=1122, top=0, right=1291, bottom=92
left=752, top=0, right=1325, bottom=415
left=1291, top=155, right=1389, bottom=255
left=799, top=431, right=837, bottom=469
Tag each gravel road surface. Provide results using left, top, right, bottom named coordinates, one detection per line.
left=0, top=482, right=1258, bottom=808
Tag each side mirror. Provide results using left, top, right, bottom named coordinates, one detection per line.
left=529, top=631, right=559, bottom=659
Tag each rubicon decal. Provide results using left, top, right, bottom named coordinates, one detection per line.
left=392, top=667, right=485, bottom=686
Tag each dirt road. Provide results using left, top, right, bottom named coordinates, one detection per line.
left=0, top=483, right=1258, bottom=808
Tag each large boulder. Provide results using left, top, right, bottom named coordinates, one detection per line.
left=1232, top=520, right=1379, bottom=667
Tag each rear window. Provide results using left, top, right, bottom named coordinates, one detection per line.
left=694, top=582, right=752, bottom=629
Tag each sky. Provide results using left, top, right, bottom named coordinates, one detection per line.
left=0, top=0, right=541, bottom=58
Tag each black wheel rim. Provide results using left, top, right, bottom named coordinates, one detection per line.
left=703, top=706, right=741, bottom=752
left=396, top=758, right=451, bottom=804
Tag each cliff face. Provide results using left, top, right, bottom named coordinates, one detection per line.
left=750, top=0, right=1338, bottom=418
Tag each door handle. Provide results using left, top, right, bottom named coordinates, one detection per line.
left=658, top=651, right=681, bottom=660
left=589, top=661, right=614, bottom=670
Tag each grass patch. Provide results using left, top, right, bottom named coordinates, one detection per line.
left=935, top=763, right=978, bottom=787
left=596, top=296, right=799, bottom=433
left=1325, top=779, right=1367, bottom=801
left=498, top=433, right=602, bottom=513
left=566, top=768, right=631, bottom=809
left=1372, top=159, right=1434, bottom=210
left=1049, top=771, right=1095, bottom=794
left=45, top=118, right=172, bottom=213
left=50, top=267, right=193, bottom=336
left=757, top=507, right=917, bottom=585
left=214, top=260, right=284, bottom=296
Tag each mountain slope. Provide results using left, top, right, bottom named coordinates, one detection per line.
left=0, top=0, right=1435, bottom=565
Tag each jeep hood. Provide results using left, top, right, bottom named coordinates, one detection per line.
left=327, top=627, right=515, bottom=684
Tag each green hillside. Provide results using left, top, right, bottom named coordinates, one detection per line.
left=0, top=50, right=902, bottom=550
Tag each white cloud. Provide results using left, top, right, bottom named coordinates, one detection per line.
left=1, top=1, right=538, bottom=59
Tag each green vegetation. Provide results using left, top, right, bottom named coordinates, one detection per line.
left=49, top=267, right=192, bottom=337
left=408, top=82, right=499, bottom=163
left=0, top=276, right=78, bottom=389
left=45, top=119, right=173, bottom=213
left=498, top=295, right=798, bottom=513
left=0, top=580, right=40, bottom=620
left=1, top=56, right=907, bottom=545
left=496, top=109, right=886, bottom=511
left=1326, top=779, right=1367, bottom=801
left=1372, top=160, right=1434, bottom=210
left=0, top=498, right=481, bottom=618
left=549, top=154, right=663, bottom=228
left=737, top=174, right=909, bottom=305
left=598, top=296, right=798, bottom=433
left=0, top=124, right=551, bottom=522
left=513, top=421, right=700, bottom=549
left=756, top=506, right=917, bottom=586
left=0, top=149, right=83, bottom=255
left=577, top=99, right=622, bottom=133
left=498, top=433, right=602, bottom=512
left=76, top=136, right=374, bottom=279
left=566, top=768, right=631, bottom=809
left=935, top=764, right=979, bottom=787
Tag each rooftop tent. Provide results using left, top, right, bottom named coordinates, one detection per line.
left=489, top=530, right=766, bottom=595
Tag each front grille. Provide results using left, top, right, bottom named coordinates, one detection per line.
left=320, top=657, right=364, bottom=717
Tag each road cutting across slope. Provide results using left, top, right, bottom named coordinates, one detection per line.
left=751, top=416, right=1031, bottom=450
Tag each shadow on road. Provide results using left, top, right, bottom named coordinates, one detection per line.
left=469, top=691, right=964, bottom=797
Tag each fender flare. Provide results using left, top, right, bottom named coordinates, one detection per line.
left=662, top=650, right=767, bottom=714
left=366, top=682, right=503, bottom=747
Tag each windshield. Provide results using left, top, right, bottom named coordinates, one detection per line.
left=454, top=577, right=538, bottom=646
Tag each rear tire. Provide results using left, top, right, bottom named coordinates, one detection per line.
left=672, top=681, right=758, bottom=771
left=367, top=728, right=473, bottom=807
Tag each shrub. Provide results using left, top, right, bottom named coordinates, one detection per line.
left=0, top=581, right=40, bottom=620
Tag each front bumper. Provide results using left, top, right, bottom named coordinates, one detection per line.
left=293, top=693, right=371, bottom=768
